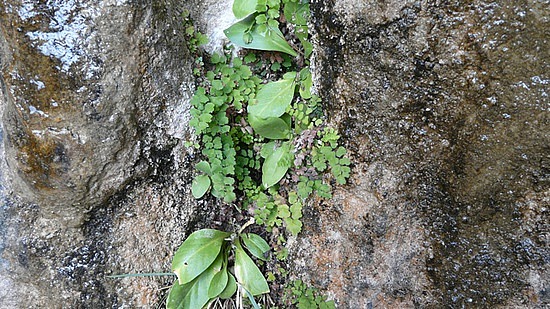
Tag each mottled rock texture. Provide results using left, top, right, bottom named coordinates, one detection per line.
left=0, top=0, right=548, bottom=308
left=289, top=0, right=548, bottom=308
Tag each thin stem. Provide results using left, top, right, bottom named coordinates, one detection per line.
left=238, top=217, right=256, bottom=234
left=106, top=272, right=175, bottom=279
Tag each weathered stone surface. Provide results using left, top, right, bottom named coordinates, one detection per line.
left=2, top=0, right=143, bottom=214
left=0, top=0, right=205, bottom=307
left=288, top=0, right=548, bottom=307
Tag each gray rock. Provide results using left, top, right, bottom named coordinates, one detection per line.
left=0, top=0, right=202, bottom=307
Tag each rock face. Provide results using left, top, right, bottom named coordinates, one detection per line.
left=289, top=0, right=548, bottom=307
left=0, top=0, right=547, bottom=308
left=0, top=0, right=204, bottom=307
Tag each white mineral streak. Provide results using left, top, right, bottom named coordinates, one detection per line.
left=21, top=0, right=125, bottom=77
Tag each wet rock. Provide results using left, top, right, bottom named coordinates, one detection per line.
left=288, top=0, right=548, bottom=307
left=1, top=0, right=145, bottom=215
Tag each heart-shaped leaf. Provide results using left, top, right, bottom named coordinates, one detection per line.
left=172, top=229, right=229, bottom=285
left=234, top=241, right=269, bottom=296
left=248, top=77, right=296, bottom=118
left=224, top=15, right=298, bottom=56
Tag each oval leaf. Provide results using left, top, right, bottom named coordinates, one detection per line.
left=196, top=161, right=212, bottom=175
left=248, top=78, right=296, bottom=118
left=192, top=174, right=211, bottom=199
left=241, top=233, right=270, bottom=261
left=172, top=229, right=229, bottom=284
left=224, top=15, right=298, bottom=56
left=219, top=273, right=237, bottom=299
left=248, top=114, right=291, bottom=139
left=208, top=258, right=229, bottom=298
left=234, top=242, right=269, bottom=296
left=262, top=142, right=292, bottom=188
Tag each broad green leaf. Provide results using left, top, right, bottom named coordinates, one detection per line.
left=283, top=71, right=297, bottom=81
left=234, top=241, right=269, bottom=296
left=241, top=233, right=270, bottom=261
left=283, top=2, right=309, bottom=26
left=219, top=273, right=237, bottom=299
left=208, top=256, right=229, bottom=298
left=167, top=259, right=221, bottom=309
left=248, top=77, right=296, bottom=118
left=191, top=174, right=211, bottom=199
left=172, top=229, right=230, bottom=284
left=248, top=114, right=290, bottom=139
left=233, top=0, right=258, bottom=19
left=166, top=279, right=193, bottom=309
left=224, top=15, right=298, bottom=56
left=262, top=142, right=292, bottom=188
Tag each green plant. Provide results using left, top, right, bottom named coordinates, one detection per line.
left=167, top=223, right=271, bottom=308
left=187, top=0, right=351, bottom=236
left=225, top=0, right=297, bottom=56
left=189, top=52, right=262, bottom=203
left=182, top=10, right=208, bottom=53
left=172, top=0, right=352, bottom=307
left=286, top=280, right=336, bottom=309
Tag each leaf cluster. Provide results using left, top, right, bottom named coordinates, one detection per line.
left=190, top=53, right=261, bottom=203
left=253, top=190, right=303, bottom=236
left=143, top=2, right=353, bottom=308
left=190, top=36, right=350, bottom=239
left=179, top=1, right=352, bottom=306
left=167, top=229, right=271, bottom=308
left=312, top=128, right=351, bottom=185
left=285, top=280, right=336, bottom=309
left=181, top=10, right=208, bottom=53
left=226, top=0, right=311, bottom=57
